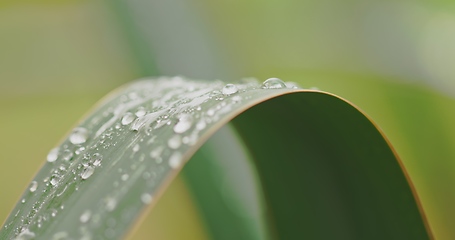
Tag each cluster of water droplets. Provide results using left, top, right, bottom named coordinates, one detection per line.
left=3, top=76, right=307, bottom=240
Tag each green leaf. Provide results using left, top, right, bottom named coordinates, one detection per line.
left=0, top=77, right=431, bottom=239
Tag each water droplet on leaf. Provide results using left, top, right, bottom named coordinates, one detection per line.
left=196, top=120, right=206, bottom=130
left=169, top=152, right=183, bottom=169
left=121, top=112, right=135, bottom=125
left=69, top=127, right=88, bottom=144
left=50, top=175, right=59, bottom=186
left=132, top=144, right=140, bottom=152
left=105, top=198, right=117, bottom=211
left=29, top=181, right=38, bottom=192
left=81, top=166, right=95, bottom=180
left=135, top=107, right=146, bottom=117
left=80, top=210, right=92, bottom=223
left=141, top=193, right=153, bottom=204
left=61, top=150, right=73, bottom=161
left=262, top=78, right=286, bottom=89
left=173, top=114, right=193, bottom=133
left=168, top=135, right=182, bottom=149
left=121, top=174, right=129, bottom=181
left=222, top=84, right=238, bottom=95
left=92, top=153, right=103, bottom=166
left=47, top=148, right=59, bottom=163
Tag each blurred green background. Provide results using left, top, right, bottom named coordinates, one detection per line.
left=1, top=0, right=455, bottom=239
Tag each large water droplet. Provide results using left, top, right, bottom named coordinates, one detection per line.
left=81, top=166, right=95, bottom=180
left=173, top=114, right=193, bottom=133
left=29, top=181, right=38, bottom=192
left=222, top=84, right=238, bottom=95
left=47, top=148, right=59, bottom=163
left=262, top=78, right=286, bottom=89
left=121, top=112, right=135, bottom=125
left=141, top=193, right=153, bottom=204
left=168, top=135, right=182, bottom=149
left=69, top=127, right=88, bottom=144
left=79, top=210, right=91, bottom=223
left=169, top=152, right=183, bottom=169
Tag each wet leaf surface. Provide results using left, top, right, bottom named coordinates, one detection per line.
left=0, top=77, right=431, bottom=240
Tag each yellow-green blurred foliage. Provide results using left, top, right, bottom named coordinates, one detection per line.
left=1, top=0, right=455, bottom=239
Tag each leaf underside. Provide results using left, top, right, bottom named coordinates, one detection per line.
left=0, top=77, right=431, bottom=240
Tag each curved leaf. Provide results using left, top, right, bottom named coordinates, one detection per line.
left=0, top=77, right=431, bottom=239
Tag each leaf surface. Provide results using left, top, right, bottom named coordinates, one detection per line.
left=0, top=77, right=431, bottom=240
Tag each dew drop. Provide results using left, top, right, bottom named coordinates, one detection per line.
left=207, top=109, right=215, bottom=116
left=150, top=146, right=164, bottom=159
left=134, top=107, right=146, bottom=117
left=173, top=114, right=193, bottom=133
left=132, top=144, right=140, bottom=152
left=92, top=153, right=103, bottom=166
left=62, top=149, right=74, bottom=161
left=262, top=78, right=286, bottom=89
left=121, top=112, right=135, bottom=125
left=69, top=127, right=88, bottom=144
left=121, top=174, right=129, bottom=181
left=81, top=166, right=95, bottom=180
left=47, top=148, right=59, bottom=163
left=105, top=198, right=117, bottom=211
left=169, top=152, right=183, bottom=169
left=222, top=84, right=238, bottom=95
left=167, top=135, right=182, bottom=149
left=231, top=95, right=242, bottom=103
left=50, top=175, right=59, bottom=186
left=209, top=90, right=221, bottom=99
left=29, top=181, right=38, bottom=192
left=196, top=120, right=206, bottom=130
left=50, top=209, right=58, bottom=217
left=75, top=146, right=86, bottom=155
left=80, top=210, right=92, bottom=223
left=141, top=193, right=153, bottom=204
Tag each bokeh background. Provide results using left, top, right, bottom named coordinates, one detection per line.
left=1, top=0, right=455, bottom=239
